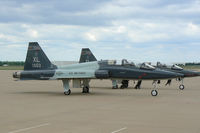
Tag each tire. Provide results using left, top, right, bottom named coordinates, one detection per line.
left=64, top=89, right=71, bottom=95
left=112, top=85, right=118, bottom=89
left=151, top=90, right=158, bottom=96
left=179, top=84, right=184, bottom=90
left=120, top=85, right=125, bottom=89
left=82, top=86, right=89, bottom=93
left=86, top=86, right=89, bottom=93
left=124, top=84, right=128, bottom=88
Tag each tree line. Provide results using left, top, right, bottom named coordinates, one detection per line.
left=185, top=63, right=200, bottom=66
left=0, top=61, right=25, bottom=66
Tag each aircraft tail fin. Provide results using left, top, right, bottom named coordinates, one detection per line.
left=24, top=42, right=57, bottom=70
left=79, top=48, right=97, bottom=63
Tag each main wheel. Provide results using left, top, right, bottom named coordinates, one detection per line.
left=151, top=90, right=158, bottom=96
left=82, top=86, right=89, bottom=93
left=112, top=85, right=118, bottom=89
left=120, top=85, right=125, bottom=89
left=64, top=89, right=71, bottom=95
left=124, top=83, right=128, bottom=88
left=179, top=84, right=184, bottom=90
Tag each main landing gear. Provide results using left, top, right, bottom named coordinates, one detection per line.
left=112, top=80, right=129, bottom=89
left=62, top=79, right=71, bottom=95
left=134, top=80, right=142, bottom=89
left=112, top=80, right=119, bottom=89
left=62, top=79, right=90, bottom=95
left=82, top=79, right=90, bottom=93
left=82, top=86, right=89, bottom=93
left=64, top=89, right=71, bottom=95
left=120, top=80, right=129, bottom=89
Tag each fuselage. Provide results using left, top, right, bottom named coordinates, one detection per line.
left=13, top=61, right=183, bottom=80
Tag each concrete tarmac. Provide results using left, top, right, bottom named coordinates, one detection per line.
left=1, top=70, right=200, bottom=133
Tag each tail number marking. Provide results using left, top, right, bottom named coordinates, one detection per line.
left=32, top=63, right=41, bottom=68
left=32, top=57, right=41, bottom=68
left=33, top=57, right=40, bottom=63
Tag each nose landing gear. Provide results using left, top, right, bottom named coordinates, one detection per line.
left=151, top=80, right=159, bottom=96
left=179, top=84, right=185, bottom=90
left=179, top=78, right=185, bottom=90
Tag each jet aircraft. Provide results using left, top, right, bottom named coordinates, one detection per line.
left=78, top=48, right=185, bottom=95
left=78, top=48, right=200, bottom=90
left=13, top=42, right=183, bottom=96
left=155, top=62, right=200, bottom=90
left=117, top=62, right=200, bottom=90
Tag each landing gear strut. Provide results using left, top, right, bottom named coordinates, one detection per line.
left=135, top=80, right=142, bottom=89
left=179, top=78, right=185, bottom=90
left=165, top=79, right=171, bottom=86
left=62, top=79, right=71, bottom=95
left=112, top=80, right=118, bottom=89
left=82, top=79, right=90, bottom=93
left=151, top=80, right=158, bottom=96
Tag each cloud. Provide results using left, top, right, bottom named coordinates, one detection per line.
left=84, top=32, right=98, bottom=41
left=184, top=23, right=200, bottom=35
left=0, top=0, right=199, bottom=62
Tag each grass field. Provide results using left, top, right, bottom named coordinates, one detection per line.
left=0, top=66, right=24, bottom=70
left=182, top=65, right=200, bottom=70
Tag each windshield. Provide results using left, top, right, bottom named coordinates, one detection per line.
left=140, top=63, right=155, bottom=70
left=121, top=59, right=136, bottom=66
left=157, top=62, right=183, bottom=70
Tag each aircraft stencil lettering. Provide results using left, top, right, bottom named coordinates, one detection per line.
left=33, top=57, right=40, bottom=63
left=32, top=57, right=41, bottom=68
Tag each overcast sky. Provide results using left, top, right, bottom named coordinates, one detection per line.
left=0, top=0, right=200, bottom=63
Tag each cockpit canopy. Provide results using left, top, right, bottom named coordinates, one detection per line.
left=171, top=64, right=183, bottom=70
left=157, top=62, right=183, bottom=70
left=140, top=63, right=155, bottom=70
left=100, top=59, right=155, bottom=70
left=121, top=59, right=135, bottom=66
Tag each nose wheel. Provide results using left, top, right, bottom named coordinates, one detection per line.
left=179, top=84, right=184, bottom=90
left=151, top=90, right=158, bottom=96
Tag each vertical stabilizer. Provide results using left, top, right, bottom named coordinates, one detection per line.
left=24, top=42, right=57, bottom=70
left=79, top=48, right=97, bottom=63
